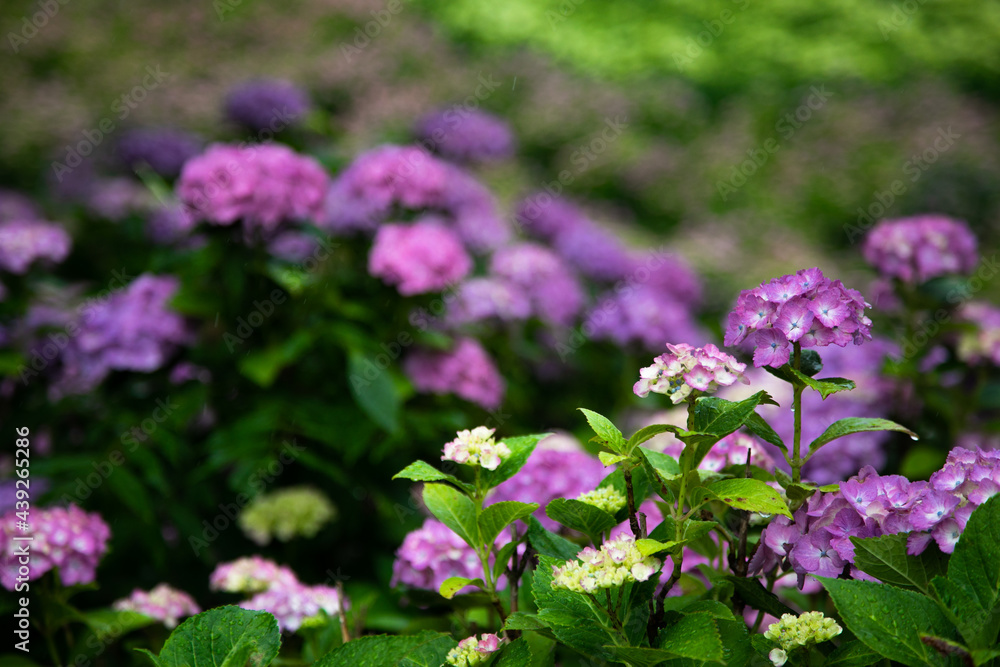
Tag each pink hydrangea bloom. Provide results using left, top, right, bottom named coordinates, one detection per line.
left=209, top=555, right=299, bottom=593
left=490, top=243, right=584, bottom=327
left=634, top=343, right=748, bottom=403
left=446, top=277, right=531, bottom=326
left=392, top=518, right=487, bottom=593
left=240, top=582, right=346, bottom=632
left=442, top=427, right=511, bottom=470
left=862, top=215, right=978, bottom=284
left=0, top=504, right=110, bottom=590
left=113, top=583, right=201, bottom=628
left=0, top=220, right=72, bottom=274
left=368, top=221, right=472, bottom=295
left=403, top=337, right=505, bottom=410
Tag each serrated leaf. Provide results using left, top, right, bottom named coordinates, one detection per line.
left=82, top=608, right=156, bottom=641
left=347, top=350, right=400, bottom=433
left=930, top=577, right=1000, bottom=652
left=604, top=646, right=681, bottom=667
left=744, top=412, right=788, bottom=454
left=439, top=576, right=484, bottom=599
left=480, top=501, right=538, bottom=545
left=313, top=631, right=450, bottom=667
left=545, top=498, right=618, bottom=543
left=642, top=449, right=681, bottom=477
left=526, top=517, right=580, bottom=561
left=578, top=408, right=626, bottom=453
left=138, top=606, right=280, bottom=667
left=683, top=393, right=776, bottom=471
left=809, top=418, right=917, bottom=456
left=943, top=495, right=1000, bottom=648
left=791, top=369, right=856, bottom=398
left=504, top=612, right=549, bottom=632
left=494, top=638, right=532, bottom=667
left=823, top=639, right=882, bottom=666
left=626, top=424, right=684, bottom=451
left=819, top=577, right=954, bottom=666
left=656, top=612, right=725, bottom=661
left=636, top=538, right=680, bottom=556
left=598, top=451, right=628, bottom=466
left=648, top=516, right=717, bottom=546
left=392, top=461, right=473, bottom=494
left=480, top=434, right=547, bottom=490
left=423, top=483, right=480, bottom=549
left=706, top=478, right=792, bottom=518
left=851, top=533, right=947, bottom=594
left=532, top=555, right=619, bottom=660
left=397, top=635, right=458, bottom=667
left=726, top=576, right=797, bottom=620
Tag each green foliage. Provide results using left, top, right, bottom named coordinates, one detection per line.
left=392, top=461, right=474, bottom=494
left=545, top=498, right=618, bottom=544
left=850, top=533, right=947, bottom=594
left=313, top=631, right=453, bottom=667
left=422, top=483, right=480, bottom=549
left=479, top=500, right=539, bottom=545
left=578, top=408, right=627, bottom=453
left=700, top=478, right=792, bottom=518
left=526, top=516, right=582, bottom=561
left=808, top=418, right=918, bottom=456
left=137, top=606, right=280, bottom=667
left=480, top=434, right=548, bottom=490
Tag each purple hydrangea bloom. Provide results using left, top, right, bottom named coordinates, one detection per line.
left=490, top=243, right=585, bottom=327
left=634, top=343, right=748, bottom=403
left=487, top=433, right=606, bottom=531
left=0, top=190, right=42, bottom=222
left=725, top=268, right=873, bottom=368
left=515, top=194, right=590, bottom=240
left=415, top=108, right=515, bottom=163
left=113, top=584, right=201, bottom=628
left=177, top=143, right=329, bottom=237
left=0, top=220, right=72, bottom=274
left=368, top=221, right=472, bottom=295
left=117, top=128, right=203, bottom=178
left=146, top=204, right=199, bottom=245
left=0, top=504, right=110, bottom=590
left=585, top=288, right=702, bottom=352
left=392, top=518, right=487, bottom=593
left=224, top=79, right=311, bottom=132
left=50, top=274, right=189, bottom=398
left=241, top=582, right=346, bottom=632
left=446, top=277, right=531, bottom=326
left=403, top=337, right=505, bottom=410
left=267, top=231, right=319, bottom=263
left=957, top=302, right=1000, bottom=366
left=441, top=171, right=511, bottom=253
left=863, top=215, right=979, bottom=284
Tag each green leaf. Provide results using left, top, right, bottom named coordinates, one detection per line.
left=480, top=501, right=539, bottom=545
left=239, top=330, right=313, bottom=388
left=137, top=606, right=280, bottom=667
left=545, top=498, right=618, bottom=543
left=683, top=392, right=776, bottom=470
left=313, top=631, right=450, bottom=667
left=347, top=351, right=401, bottom=433
left=656, top=612, right=725, bottom=661
left=578, top=408, right=626, bottom=453
left=504, top=612, right=549, bottom=632
left=626, top=424, right=684, bottom=451
left=850, top=533, right=947, bottom=594
left=526, top=516, right=580, bottom=561
left=792, top=370, right=856, bottom=398
left=494, top=541, right=519, bottom=582
left=422, top=483, right=480, bottom=549
left=808, top=418, right=917, bottom=456
left=743, top=412, right=788, bottom=454
left=648, top=516, right=717, bottom=547
left=604, top=647, right=681, bottom=667
left=494, top=638, right=533, bottom=667
left=725, top=577, right=797, bottom=620
left=439, top=576, right=484, bottom=599
left=948, top=495, right=1000, bottom=613
left=532, top=555, right=619, bottom=660
left=823, top=640, right=883, bottom=666
left=480, top=434, right=547, bottom=490
left=705, top=478, right=792, bottom=518
left=818, top=577, right=955, bottom=666
left=397, top=635, right=458, bottom=667
left=598, top=451, right=628, bottom=467
left=970, top=648, right=1000, bottom=666
left=642, top=449, right=681, bottom=477
left=81, top=609, right=156, bottom=642
left=930, top=577, right=1000, bottom=652
left=636, top=538, right=681, bottom=557
left=392, top=461, right=473, bottom=494
left=800, top=349, right=824, bottom=377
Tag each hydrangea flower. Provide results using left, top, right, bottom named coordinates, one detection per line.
left=0, top=189, right=42, bottom=222
left=552, top=533, right=661, bottom=592
left=446, top=633, right=502, bottom=667
left=177, top=143, right=328, bottom=237
left=403, top=337, right=505, bottom=410
left=634, top=343, right=748, bottom=404
left=49, top=274, right=189, bottom=398
left=442, top=427, right=511, bottom=470
left=957, top=302, right=1000, bottom=366
left=489, top=243, right=585, bottom=327
left=0, top=504, right=110, bottom=590
left=238, top=486, right=336, bottom=545
left=764, top=611, right=842, bottom=662
left=209, top=556, right=298, bottom=594
left=576, top=487, right=626, bottom=514
left=146, top=204, right=199, bottom=245
left=445, top=277, right=531, bottom=326
left=725, top=268, right=873, bottom=367
left=415, top=108, right=514, bottom=163
left=224, top=79, right=311, bottom=132
left=0, top=220, right=72, bottom=274
left=240, top=582, right=345, bottom=632
left=368, top=221, right=472, bottom=295
left=113, top=584, right=201, bottom=628
left=116, top=128, right=203, bottom=178
left=392, top=519, right=488, bottom=593
left=862, top=215, right=978, bottom=284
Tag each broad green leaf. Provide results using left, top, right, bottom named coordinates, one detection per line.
left=480, top=434, right=547, bottom=490
left=578, top=408, right=626, bottom=453
left=948, top=495, right=1000, bottom=614
left=809, top=418, right=917, bottom=456
left=526, top=517, right=580, bottom=561
left=637, top=538, right=680, bottom=557
left=604, top=647, right=681, bottom=667
left=504, top=612, right=549, bottom=632
left=239, top=330, right=313, bottom=388
left=744, top=412, right=788, bottom=454
left=82, top=608, right=156, bottom=641
left=851, top=533, right=947, bottom=594
left=598, top=451, right=628, bottom=467
left=971, top=648, right=1000, bottom=665
left=823, top=639, right=882, bottom=666
left=648, top=516, right=717, bottom=547
left=642, top=449, right=681, bottom=477
left=423, top=483, right=480, bottom=549
left=136, top=606, right=280, bottom=667
left=705, top=478, right=792, bottom=518
left=494, top=638, right=532, bottom=667
left=480, top=501, right=539, bottom=545
left=494, top=541, right=519, bottom=582
left=725, top=577, right=797, bottom=620
left=930, top=577, right=1000, bottom=651
left=347, top=350, right=400, bottom=433
left=819, top=577, right=954, bottom=666
left=656, top=612, right=725, bottom=661
left=397, top=635, right=458, bottom=667
left=790, top=369, right=856, bottom=398
left=392, top=461, right=473, bottom=494
left=439, top=576, right=484, bottom=599
left=626, top=424, right=684, bottom=451
left=545, top=498, right=618, bottom=543
left=532, top=555, right=619, bottom=660
left=313, top=631, right=449, bottom=667
left=916, top=636, right=975, bottom=665
left=684, top=392, right=776, bottom=470
left=800, top=349, right=824, bottom=376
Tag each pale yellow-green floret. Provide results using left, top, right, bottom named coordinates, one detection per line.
left=576, top=487, right=627, bottom=514
left=238, top=486, right=336, bottom=545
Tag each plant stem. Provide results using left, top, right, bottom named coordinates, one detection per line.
left=584, top=592, right=627, bottom=644
left=791, top=343, right=805, bottom=483
left=623, top=465, right=641, bottom=538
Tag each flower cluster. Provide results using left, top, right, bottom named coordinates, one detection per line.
left=177, top=143, right=328, bottom=237
left=116, top=128, right=202, bottom=178
left=489, top=243, right=584, bottom=327
left=112, top=583, right=201, bottom=628
left=445, top=277, right=531, bottom=326
left=764, top=612, right=842, bottom=665
left=49, top=274, right=189, bottom=398
left=415, top=108, right=514, bottom=163
left=551, top=533, right=661, bottom=593
left=442, top=427, right=511, bottom=470
left=392, top=519, right=489, bottom=593
left=0, top=189, right=41, bottom=221
left=237, top=486, right=336, bottom=545
left=368, top=220, right=472, bottom=295
left=957, top=302, right=1000, bottom=366
left=403, top=337, right=505, bottom=410
left=211, top=556, right=346, bottom=632
left=0, top=220, right=72, bottom=274
left=224, top=79, right=311, bottom=132
left=576, top=487, right=626, bottom=514
left=445, top=633, right=502, bottom=667
left=634, top=343, right=748, bottom=403
left=725, top=268, right=873, bottom=367
left=0, top=504, right=110, bottom=590
left=862, top=215, right=978, bottom=284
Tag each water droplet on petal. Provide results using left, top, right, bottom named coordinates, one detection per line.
left=910, top=435, right=919, bottom=441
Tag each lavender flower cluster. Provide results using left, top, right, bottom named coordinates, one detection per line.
left=415, top=108, right=515, bottom=163
left=392, top=519, right=488, bottom=593
left=750, top=447, right=999, bottom=586
left=224, top=79, right=311, bottom=132
left=0, top=220, right=72, bottom=275
left=862, top=215, right=979, bottom=284
left=403, top=337, right=505, bottom=410
left=725, top=268, right=873, bottom=367
left=113, top=583, right=201, bottom=628
left=116, top=128, right=203, bottom=178
left=0, top=504, right=110, bottom=590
